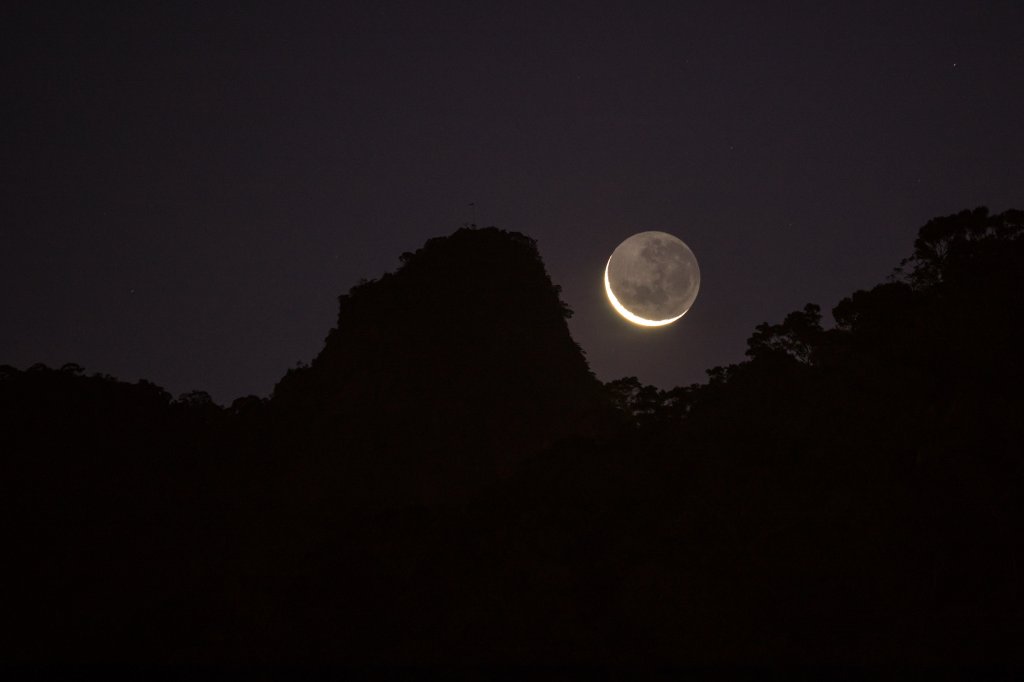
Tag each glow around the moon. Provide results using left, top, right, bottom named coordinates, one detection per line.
left=604, top=231, right=700, bottom=327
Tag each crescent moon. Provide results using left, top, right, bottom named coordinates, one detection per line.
left=604, top=258, right=687, bottom=327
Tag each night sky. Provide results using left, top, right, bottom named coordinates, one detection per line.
left=4, top=2, right=1022, bottom=404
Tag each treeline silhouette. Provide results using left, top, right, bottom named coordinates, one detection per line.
left=3, top=209, right=1022, bottom=667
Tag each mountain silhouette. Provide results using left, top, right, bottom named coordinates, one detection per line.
left=3, top=210, right=1023, bottom=668
left=270, top=226, right=613, bottom=505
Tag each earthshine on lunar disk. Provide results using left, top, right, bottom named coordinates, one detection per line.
left=604, top=231, right=700, bottom=326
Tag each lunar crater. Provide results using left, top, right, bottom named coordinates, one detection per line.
left=605, top=231, right=700, bottom=326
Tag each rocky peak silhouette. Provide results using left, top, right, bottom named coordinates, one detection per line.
left=271, top=226, right=611, bottom=503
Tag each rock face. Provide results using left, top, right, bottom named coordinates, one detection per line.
left=272, top=227, right=610, bottom=503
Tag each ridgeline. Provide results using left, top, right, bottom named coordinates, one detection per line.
left=4, top=209, right=1022, bottom=667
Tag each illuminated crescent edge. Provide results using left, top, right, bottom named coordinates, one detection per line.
left=604, top=257, right=687, bottom=327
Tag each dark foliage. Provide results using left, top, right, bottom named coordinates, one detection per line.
left=269, top=226, right=614, bottom=507
left=4, top=213, right=1022, bottom=668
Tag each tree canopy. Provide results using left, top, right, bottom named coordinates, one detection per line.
left=4, top=210, right=1023, bottom=666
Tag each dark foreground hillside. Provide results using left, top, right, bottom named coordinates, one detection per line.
left=3, top=210, right=1022, bottom=669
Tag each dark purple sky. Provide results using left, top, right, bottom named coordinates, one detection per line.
left=4, top=2, right=1022, bottom=404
